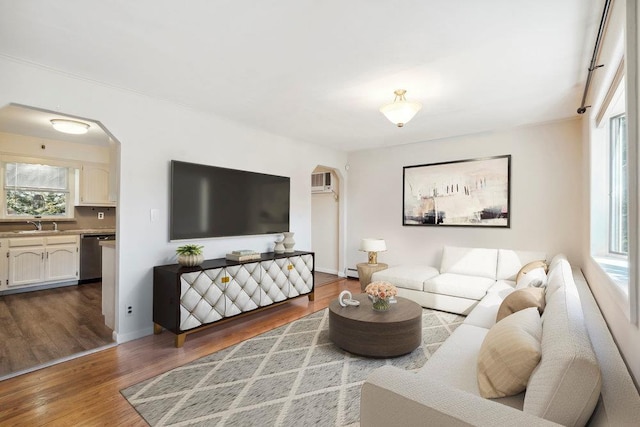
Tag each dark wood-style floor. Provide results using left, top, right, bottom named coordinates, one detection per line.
left=0, top=282, right=114, bottom=378
left=314, top=271, right=341, bottom=287
left=0, top=278, right=360, bottom=426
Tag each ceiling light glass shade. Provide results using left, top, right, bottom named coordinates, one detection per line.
left=50, top=119, right=90, bottom=134
left=380, top=89, right=422, bottom=127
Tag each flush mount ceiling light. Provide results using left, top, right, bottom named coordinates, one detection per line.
left=379, top=89, right=422, bottom=127
left=50, top=119, right=90, bottom=135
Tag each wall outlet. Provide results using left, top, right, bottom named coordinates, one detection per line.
left=98, top=212, right=104, bottom=219
left=126, top=305, right=133, bottom=316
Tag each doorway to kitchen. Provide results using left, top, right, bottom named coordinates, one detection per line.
left=0, top=104, right=120, bottom=379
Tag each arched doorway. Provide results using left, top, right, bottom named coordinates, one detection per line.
left=311, top=166, right=341, bottom=279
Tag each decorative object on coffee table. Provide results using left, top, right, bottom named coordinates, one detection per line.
left=359, top=238, right=386, bottom=264
left=338, top=290, right=360, bottom=307
left=329, top=293, right=422, bottom=357
left=365, top=281, right=398, bottom=311
left=175, top=244, right=204, bottom=266
left=356, top=262, right=388, bottom=291
left=283, top=231, right=295, bottom=253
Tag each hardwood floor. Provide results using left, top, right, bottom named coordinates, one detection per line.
left=0, top=278, right=360, bottom=426
left=314, top=271, right=341, bottom=287
left=0, top=282, right=114, bottom=378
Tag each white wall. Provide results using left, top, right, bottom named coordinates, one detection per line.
left=0, top=57, right=347, bottom=342
left=311, top=168, right=340, bottom=274
left=346, top=118, right=583, bottom=270
left=0, top=131, right=109, bottom=164
left=311, top=192, right=339, bottom=273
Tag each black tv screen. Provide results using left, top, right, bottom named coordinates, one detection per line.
left=170, top=160, right=290, bottom=240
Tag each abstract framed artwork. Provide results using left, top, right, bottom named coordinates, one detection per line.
left=403, top=155, right=511, bottom=228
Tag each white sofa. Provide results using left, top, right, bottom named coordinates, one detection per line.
left=361, top=252, right=640, bottom=426
left=371, top=246, right=546, bottom=314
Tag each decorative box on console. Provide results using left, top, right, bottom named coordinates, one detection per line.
left=153, top=251, right=314, bottom=347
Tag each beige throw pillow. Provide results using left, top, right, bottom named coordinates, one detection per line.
left=515, top=260, right=548, bottom=283
left=496, top=287, right=546, bottom=322
left=477, top=307, right=542, bottom=398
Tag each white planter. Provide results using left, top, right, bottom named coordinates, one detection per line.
left=177, top=253, right=204, bottom=267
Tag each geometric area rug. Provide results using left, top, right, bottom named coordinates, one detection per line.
left=121, top=307, right=465, bottom=426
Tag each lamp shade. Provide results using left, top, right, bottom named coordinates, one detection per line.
left=359, top=238, right=387, bottom=252
left=380, top=89, right=422, bottom=127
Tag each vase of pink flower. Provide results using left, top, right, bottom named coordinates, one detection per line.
left=365, top=281, right=398, bottom=311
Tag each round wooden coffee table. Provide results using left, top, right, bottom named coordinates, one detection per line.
left=328, top=293, right=422, bottom=358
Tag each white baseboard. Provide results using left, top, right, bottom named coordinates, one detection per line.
left=115, top=327, right=154, bottom=344
left=315, top=267, right=339, bottom=275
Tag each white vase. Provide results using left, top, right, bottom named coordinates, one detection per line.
left=282, top=232, right=295, bottom=253
left=274, top=238, right=285, bottom=254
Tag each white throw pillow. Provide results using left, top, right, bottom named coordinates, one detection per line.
left=515, top=267, right=547, bottom=290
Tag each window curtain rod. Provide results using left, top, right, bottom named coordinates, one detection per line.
left=577, top=0, right=613, bottom=114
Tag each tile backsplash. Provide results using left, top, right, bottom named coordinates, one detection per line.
left=0, top=206, right=116, bottom=233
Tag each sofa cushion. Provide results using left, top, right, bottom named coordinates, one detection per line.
left=440, top=246, right=498, bottom=279
left=371, top=265, right=439, bottom=291
left=477, top=307, right=542, bottom=398
left=523, top=260, right=601, bottom=426
left=423, top=273, right=495, bottom=300
left=496, top=287, right=546, bottom=322
left=464, top=286, right=514, bottom=329
left=497, top=249, right=547, bottom=281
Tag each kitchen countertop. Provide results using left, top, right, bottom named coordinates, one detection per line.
left=99, top=240, right=116, bottom=248
left=0, top=228, right=116, bottom=238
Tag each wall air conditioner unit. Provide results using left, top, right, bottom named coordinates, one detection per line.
left=311, top=172, right=333, bottom=193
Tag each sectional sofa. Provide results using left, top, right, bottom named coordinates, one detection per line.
left=371, top=246, right=546, bottom=315
left=362, top=247, right=640, bottom=426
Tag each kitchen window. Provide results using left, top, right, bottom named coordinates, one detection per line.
left=3, top=161, right=74, bottom=218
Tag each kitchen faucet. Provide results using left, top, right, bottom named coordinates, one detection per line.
left=26, top=220, right=42, bottom=231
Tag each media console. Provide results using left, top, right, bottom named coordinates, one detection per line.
left=153, top=251, right=314, bottom=347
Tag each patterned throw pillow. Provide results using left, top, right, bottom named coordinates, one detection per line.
left=477, top=307, right=542, bottom=398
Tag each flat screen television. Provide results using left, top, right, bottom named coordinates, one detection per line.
left=170, top=160, right=290, bottom=240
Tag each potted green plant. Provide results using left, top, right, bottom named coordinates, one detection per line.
left=176, top=244, right=204, bottom=267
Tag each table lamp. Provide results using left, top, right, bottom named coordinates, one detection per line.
left=359, top=238, right=387, bottom=265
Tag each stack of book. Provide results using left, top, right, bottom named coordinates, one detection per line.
left=225, top=250, right=261, bottom=262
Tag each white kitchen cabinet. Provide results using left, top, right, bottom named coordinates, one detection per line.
left=79, top=162, right=115, bottom=206
left=8, top=246, right=45, bottom=287
left=6, top=235, right=79, bottom=290
left=45, top=245, right=78, bottom=282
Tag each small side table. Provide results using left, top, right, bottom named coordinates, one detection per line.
left=356, top=262, right=388, bottom=291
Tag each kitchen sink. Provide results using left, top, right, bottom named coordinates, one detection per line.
left=13, top=230, right=61, bottom=234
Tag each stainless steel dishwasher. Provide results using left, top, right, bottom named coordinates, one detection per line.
left=80, top=233, right=116, bottom=282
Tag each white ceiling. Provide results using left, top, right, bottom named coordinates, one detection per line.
left=0, top=0, right=601, bottom=152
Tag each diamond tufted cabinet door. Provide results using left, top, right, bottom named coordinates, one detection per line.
left=285, top=254, right=314, bottom=298
left=179, top=268, right=226, bottom=331
left=259, top=258, right=290, bottom=306
left=224, top=262, right=262, bottom=316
